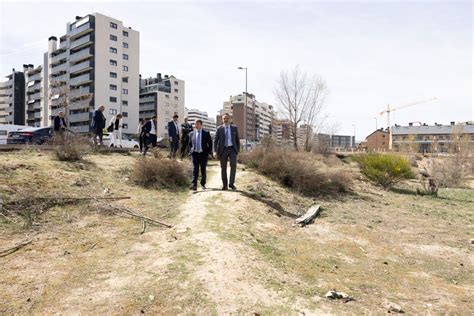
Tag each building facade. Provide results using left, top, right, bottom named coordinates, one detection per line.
left=185, top=108, right=216, bottom=135
left=139, top=74, right=185, bottom=138
left=48, top=13, right=140, bottom=134
left=0, top=69, right=25, bottom=125
left=24, top=63, right=48, bottom=127
left=359, top=129, right=389, bottom=152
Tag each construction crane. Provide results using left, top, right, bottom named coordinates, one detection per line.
left=379, top=97, right=437, bottom=150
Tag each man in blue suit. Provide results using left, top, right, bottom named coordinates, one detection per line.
left=167, top=114, right=180, bottom=158
left=188, top=120, right=213, bottom=191
left=214, top=113, right=240, bottom=190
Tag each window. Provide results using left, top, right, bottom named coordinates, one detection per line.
left=174, top=89, right=178, bottom=93
left=123, top=42, right=128, bottom=48
left=110, top=47, right=117, bottom=54
left=122, top=100, right=128, bottom=106
left=110, top=84, right=117, bottom=90
left=123, top=65, right=128, bottom=72
left=123, top=53, right=128, bottom=60
left=110, top=59, right=117, bottom=66
left=110, top=109, right=117, bottom=115
left=174, top=81, right=178, bottom=85
left=110, top=34, right=117, bottom=41
left=110, top=72, right=117, bottom=78
left=122, top=88, right=128, bottom=94
left=174, top=96, right=178, bottom=100
left=109, top=96, right=117, bottom=103
left=122, top=77, right=128, bottom=83
left=122, top=112, right=128, bottom=117
left=110, top=22, right=117, bottom=29
left=122, top=123, right=128, bottom=129
left=165, top=94, right=170, bottom=99
left=123, top=30, right=128, bottom=37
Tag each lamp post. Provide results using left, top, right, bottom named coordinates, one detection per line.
left=237, top=66, right=247, bottom=150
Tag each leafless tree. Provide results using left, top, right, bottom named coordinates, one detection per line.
left=49, top=80, right=92, bottom=128
left=274, top=66, right=328, bottom=151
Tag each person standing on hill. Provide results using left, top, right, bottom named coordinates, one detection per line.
left=168, top=114, right=180, bottom=159
left=92, top=105, right=106, bottom=146
left=109, top=114, right=123, bottom=148
left=53, top=111, right=67, bottom=142
left=188, top=119, right=213, bottom=191
left=214, top=113, right=240, bottom=190
left=142, top=116, right=157, bottom=155
left=180, top=116, right=193, bottom=160
left=137, top=118, right=146, bottom=154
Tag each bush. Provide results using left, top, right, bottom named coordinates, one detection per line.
left=239, top=148, right=351, bottom=196
left=354, top=153, right=415, bottom=189
left=131, top=157, right=190, bottom=189
left=53, top=135, right=91, bottom=162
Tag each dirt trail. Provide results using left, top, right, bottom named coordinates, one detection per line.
left=171, top=164, right=291, bottom=313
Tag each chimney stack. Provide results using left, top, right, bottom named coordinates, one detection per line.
left=48, top=36, right=58, bottom=52
left=450, top=121, right=455, bottom=125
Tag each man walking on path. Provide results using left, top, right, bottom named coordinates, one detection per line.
left=188, top=120, right=213, bottom=191
left=142, top=116, right=157, bottom=155
left=168, top=114, right=180, bottom=158
left=92, top=105, right=106, bottom=146
left=214, top=113, right=240, bottom=190
left=180, top=116, right=193, bottom=160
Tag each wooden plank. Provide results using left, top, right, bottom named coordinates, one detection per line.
left=295, top=205, right=321, bottom=226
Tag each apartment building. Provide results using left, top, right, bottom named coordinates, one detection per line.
left=139, top=74, right=185, bottom=137
left=185, top=108, right=216, bottom=134
left=358, top=129, right=389, bottom=152
left=24, top=62, right=48, bottom=127
left=0, top=69, right=25, bottom=125
left=272, top=118, right=293, bottom=146
left=48, top=13, right=140, bottom=134
left=312, top=133, right=354, bottom=151
left=392, top=122, right=474, bottom=153
left=297, top=124, right=313, bottom=150
left=218, top=93, right=273, bottom=143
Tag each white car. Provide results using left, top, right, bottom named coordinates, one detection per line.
left=102, top=132, right=139, bottom=149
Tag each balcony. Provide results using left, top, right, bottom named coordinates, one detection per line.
left=69, top=112, right=91, bottom=123
left=0, top=79, right=13, bottom=88
left=70, top=48, right=92, bottom=62
left=59, top=40, right=68, bottom=49
left=69, top=60, right=92, bottom=74
left=70, top=73, right=92, bottom=86
left=28, top=101, right=42, bottom=111
left=139, top=103, right=156, bottom=112
left=69, top=99, right=92, bottom=110
left=139, top=96, right=156, bottom=103
left=70, top=34, right=93, bottom=50
left=51, top=73, right=69, bottom=83
left=50, top=62, right=68, bottom=75
left=27, top=82, right=41, bottom=93
left=51, top=51, right=68, bottom=64
left=69, top=22, right=93, bottom=39
left=70, top=87, right=93, bottom=99
left=28, top=72, right=42, bottom=82
left=28, top=92, right=41, bottom=101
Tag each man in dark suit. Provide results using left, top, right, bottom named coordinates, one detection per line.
left=214, top=113, right=240, bottom=190
left=180, top=116, right=193, bottom=160
left=188, top=120, right=213, bottom=191
left=92, top=105, right=106, bottom=146
left=142, top=116, right=157, bottom=156
left=167, top=114, right=180, bottom=158
left=53, top=111, right=67, bottom=143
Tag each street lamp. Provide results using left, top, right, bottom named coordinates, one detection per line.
left=237, top=66, right=248, bottom=150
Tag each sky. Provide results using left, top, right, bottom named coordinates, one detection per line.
left=0, top=0, right=472, bottom=140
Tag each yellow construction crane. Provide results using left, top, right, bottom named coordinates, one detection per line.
left=379, top=97, right=437, bottom=150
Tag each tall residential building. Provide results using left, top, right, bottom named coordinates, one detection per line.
left=24, top=62, right=48, bottom=127
left=297, top=124, right=313, bottom=149
left=185, top=108, right=216, bottom=135
left=0, top=69, right=25, bottom=125
left=48, top=13, right=140, bottom=134
left=272, top=118, right=293, bottom=146
left=139, top=74, right=185, bottom=137
left=218, top=93, right=273, bottom=143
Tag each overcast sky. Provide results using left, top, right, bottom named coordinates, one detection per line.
left=1, top=0, right=472, bottom=139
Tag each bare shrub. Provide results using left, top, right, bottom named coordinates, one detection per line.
left=53, top=135, right=91, bottom=162
left=239, top=148, right=351, bottom=196
left=131, top=157, right=190, bottom=189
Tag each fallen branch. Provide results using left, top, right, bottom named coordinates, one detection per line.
left=0, top=239, right=32, bottom=258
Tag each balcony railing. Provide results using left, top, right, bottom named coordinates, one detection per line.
left=139, top=103, right=156, bottom=112
left=69, top=22, right=92, bottom=38
left=70, top=48, right=92, bottom=62
left=27, top=83, right=41, bottom=93
left=50, top=62, right=68, bottom=74
left=52, top=74, right=69, bottom=83
left=28, top=92, right=41, bottom=101
left=28, top=101, right=42, bottom=111
left=70, top=34, right=92, bottom=49
left=70, top=87, right=93, bottom=99
left=69, top=112, right=91, bottom=123
left=70, top=73, right=91, bottom=86
left=69, top=99, right=92, bottom=110
left=0, top=79, right=13, bottom=88
left=51, top=51, right=68, bottom=64
left=28, top=73, right=42, bottom=82
left=69, top=60, right=92, bottom=74
left=140, top=96, right=156, bottom=103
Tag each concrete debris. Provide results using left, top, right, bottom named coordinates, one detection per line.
left=384, top=301, right=404, bottom=313
left=325, top=290, right=354, bottom=302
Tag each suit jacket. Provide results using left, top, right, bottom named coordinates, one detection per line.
left=214, top=124, right=240, bottom=156
left=54, top=116, right=67, bottom=131
left=168, top=120, right=180, bottom=139
left=180, top=123, right=193, bottom=141
left=188, top=129, right=213, bottom=155
left=92, top=110, right=106, bottom=130
left=142, top=120, right=157, bottom=135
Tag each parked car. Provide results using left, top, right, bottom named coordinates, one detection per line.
left=7, top=126, right=75, bottom=145
left=102, top=132, right=139, bottom=149
left=0, top=124, right=29, bottom=145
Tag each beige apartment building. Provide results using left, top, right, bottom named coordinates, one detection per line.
left=24, top=62, right=48, bottom=127
left=139, top=74, right=185, bottom=138
left=48, top=13, right=140, bottom=134
left=185, top=108, right=216, bottom=135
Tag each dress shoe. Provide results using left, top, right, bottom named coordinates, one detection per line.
left=201, top=185, right=206, bottom=191
left=229, top=184, right=237, bottom=190
left=190, top=185, right=197, bottom=191
left=222, top=186, right=228, bottom=191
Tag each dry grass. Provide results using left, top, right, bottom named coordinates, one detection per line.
left=131, top=157, right=191, bottom=189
